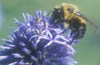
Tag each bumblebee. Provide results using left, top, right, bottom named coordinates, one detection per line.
left=50, top=3, right=89, bottom=44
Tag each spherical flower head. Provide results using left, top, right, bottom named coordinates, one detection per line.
left=0, top=10, right=77, bottom=65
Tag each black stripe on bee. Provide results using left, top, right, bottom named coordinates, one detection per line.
left=68, top=17, right=86, bottom=43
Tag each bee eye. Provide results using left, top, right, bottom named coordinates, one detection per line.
left=58, top=9, right=61, bottom=13
left=54, top=8, right=61, bottom=12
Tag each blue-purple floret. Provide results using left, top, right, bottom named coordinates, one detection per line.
left=0, top=10, right=77, bottom=65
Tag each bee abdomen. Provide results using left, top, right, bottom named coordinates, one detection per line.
left=68, top=18, right=86, bottom=44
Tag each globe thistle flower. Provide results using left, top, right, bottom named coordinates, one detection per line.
left=0, top=10, right=78, bottom=65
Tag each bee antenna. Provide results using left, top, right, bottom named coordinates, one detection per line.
left=47, top=10, right=53, bottom=16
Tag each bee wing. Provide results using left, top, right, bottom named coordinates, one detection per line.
left=74, top=12, right=100, bottom=29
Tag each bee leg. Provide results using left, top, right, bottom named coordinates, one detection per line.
left=69, top=28, right=86, bottom=44
left=68, top=31, right=79, bottom=44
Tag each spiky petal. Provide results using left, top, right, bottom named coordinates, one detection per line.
left=0, top=11, right=77, bottom=65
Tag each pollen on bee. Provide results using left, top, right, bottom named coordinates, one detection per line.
left=64, top=22, right=70, bottom=28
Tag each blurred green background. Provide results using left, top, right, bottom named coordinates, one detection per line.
left=0, top=0, right=100, bottom=65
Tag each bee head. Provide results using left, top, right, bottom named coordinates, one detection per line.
left=53, top=5, right=64, bottom=19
